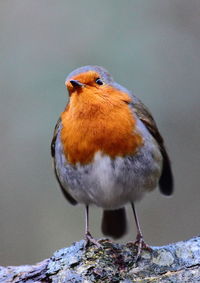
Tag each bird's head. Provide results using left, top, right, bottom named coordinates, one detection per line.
left=65, top=66, right=132, bottom=107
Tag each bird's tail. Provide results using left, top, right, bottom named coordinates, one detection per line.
left=101, top=208, right=127, bottom=239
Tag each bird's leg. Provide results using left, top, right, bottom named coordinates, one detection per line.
left=84, top=205, right=102, bottom=248
left=131, top=203, right=152, bottom=260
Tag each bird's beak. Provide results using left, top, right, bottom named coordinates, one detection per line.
left=70, top=80, right=84, bottom=89
left=65, top=79, right=84, bottom=96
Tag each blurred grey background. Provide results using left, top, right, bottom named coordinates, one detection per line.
left=0, top=0, right=200, bottom=266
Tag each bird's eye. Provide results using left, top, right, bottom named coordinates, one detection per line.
left=95, top=78, right=104, bottom=85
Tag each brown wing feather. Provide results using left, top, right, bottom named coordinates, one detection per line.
left=51, top=118, right=77, bottom=205
left=131, top=96, right=174, bottom=195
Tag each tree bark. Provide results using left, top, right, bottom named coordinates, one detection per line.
left=0, top=237, right=200, bottom=282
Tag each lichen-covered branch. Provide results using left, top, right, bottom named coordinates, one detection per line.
left=1, top=237, right=200, bottom=282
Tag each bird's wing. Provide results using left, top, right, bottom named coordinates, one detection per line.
left=131, top=96, right=173, bottom=195
left=51, top=117, right=77, bottom=205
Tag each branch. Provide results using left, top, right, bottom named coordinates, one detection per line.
left=1, top=237, right=200, bottom=282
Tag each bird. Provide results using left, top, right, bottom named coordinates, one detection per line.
left=51, top=65, right=173, bottom=258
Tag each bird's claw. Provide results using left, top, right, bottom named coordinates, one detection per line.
left=84, top=231, right=103, bottom=249
left=133, top=234, right=152, bottom=261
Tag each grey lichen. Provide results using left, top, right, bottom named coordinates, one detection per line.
left=152, top=250, right=174, bottom=266
left=0, top=237, right=200, bottom=282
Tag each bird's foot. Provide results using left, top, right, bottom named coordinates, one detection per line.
left=84, top=231, right=103, bottom=249
left=133, top=234, right=152, bottom=261
left=126, top=234, right=152, bottom=261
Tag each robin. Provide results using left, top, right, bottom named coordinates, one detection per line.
left=51, top=65, right=173, bottom=258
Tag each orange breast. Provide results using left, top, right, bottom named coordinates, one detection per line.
left=60, top=86, right=143, bottom=165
